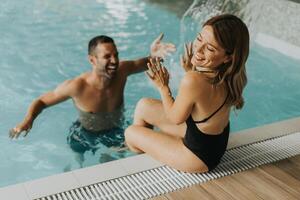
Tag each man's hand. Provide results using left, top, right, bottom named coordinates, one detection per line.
left=9, top=119, right=33, bottom=139
left=180, top=42, right=194, bottom=72
left=150, top=33, right=176, bottom=59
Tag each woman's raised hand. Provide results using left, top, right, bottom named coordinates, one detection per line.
left=146, top=57, right=170, bottom=89
left=180, top=42, right=194, bottom=72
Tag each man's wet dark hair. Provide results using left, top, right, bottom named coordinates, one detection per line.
left=88, top=35, right=114, bottom=55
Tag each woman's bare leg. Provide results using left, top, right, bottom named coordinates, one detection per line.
left=125, top=98, right=208, bottom=172
left=124, top=125, right=208, bottom=173
left=133, top=98, right=186, bottom=138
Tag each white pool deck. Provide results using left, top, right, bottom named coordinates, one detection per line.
left=1, top=33, right=300, bottom=200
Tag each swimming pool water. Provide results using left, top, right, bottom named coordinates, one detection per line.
left=0, top=0, right=300, bottom=187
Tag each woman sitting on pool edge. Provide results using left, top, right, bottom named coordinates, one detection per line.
left=124, top=14, right=249, bottom=173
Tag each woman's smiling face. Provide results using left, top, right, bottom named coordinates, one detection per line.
left=191, top=25, right=231, bottom=69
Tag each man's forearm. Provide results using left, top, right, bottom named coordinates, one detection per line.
left=24, top=99, right=47, bottom=123
left=135, top=55, right=163, bottom=70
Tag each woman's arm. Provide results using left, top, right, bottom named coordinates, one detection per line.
left=147, top=58, right=202, bottom=124
left=159, top=73, right=202, bottom=124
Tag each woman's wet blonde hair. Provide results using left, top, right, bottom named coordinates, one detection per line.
left=204, top=14, right=249, bottom=110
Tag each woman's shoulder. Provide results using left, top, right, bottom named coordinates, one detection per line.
left=182, top=71, right=211, bottom=90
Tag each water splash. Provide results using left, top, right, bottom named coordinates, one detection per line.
left=179, top=0, right=264, bottom=45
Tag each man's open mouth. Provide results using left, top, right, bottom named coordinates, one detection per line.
left=107, top=65, right=117, bottom=71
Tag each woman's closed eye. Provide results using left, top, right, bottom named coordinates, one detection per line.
left=206, top=46, right=215, bottom=52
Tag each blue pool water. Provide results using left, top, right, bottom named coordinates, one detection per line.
left=1, top=0, right=300, bottom=187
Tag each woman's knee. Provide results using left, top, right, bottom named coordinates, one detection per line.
left=124, top=125, right=143, bottom=153
left=134, top=98, right=158, bottom=126
left=125, top=125, right=141, bottom=144
left=135, top=98, right=155, bottom=113
left=124, top=125, right=134, bottom=141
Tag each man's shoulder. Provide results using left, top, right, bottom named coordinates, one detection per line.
left=73, top=73, right=88, bottom=85
left=59, top=73, right=88, bottom=92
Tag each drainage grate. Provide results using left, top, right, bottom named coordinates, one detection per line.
left=36, top=132, right=300, bottom=200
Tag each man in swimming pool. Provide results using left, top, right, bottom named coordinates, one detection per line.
left=9, top=34, right=175, bottom=155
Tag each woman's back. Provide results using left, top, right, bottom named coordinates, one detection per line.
left=184, top=71, right=230, bottom=134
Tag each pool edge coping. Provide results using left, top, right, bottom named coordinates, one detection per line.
left=1, top=116, right=300, bottom=199
left=255, top=32, right=300, bottom=60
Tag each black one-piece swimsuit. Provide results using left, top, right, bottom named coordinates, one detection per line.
left=183, top=96, right=230, bottom=171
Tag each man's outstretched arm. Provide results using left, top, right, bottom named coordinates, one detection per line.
left=9, top=79, right=76, bottom=139
left=121, top=33, right=176, bottom=76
